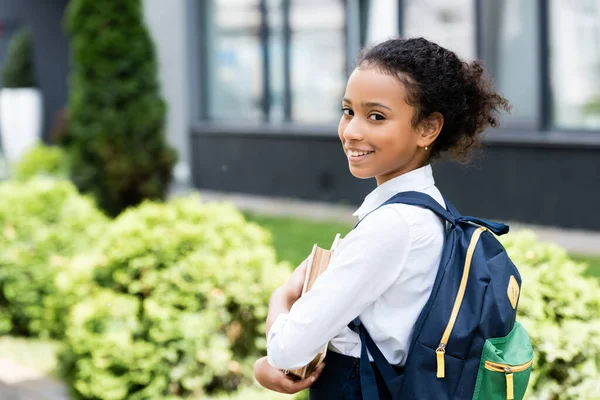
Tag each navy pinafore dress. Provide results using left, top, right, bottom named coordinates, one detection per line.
left=308, top=318, right=405, bottom=399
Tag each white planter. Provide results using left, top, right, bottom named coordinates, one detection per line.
left=0, top=88, right=43, bottom=165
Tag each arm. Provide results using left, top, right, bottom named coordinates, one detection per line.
left=254, top=259, right=323, bottom=394
left=266, top=288, right=295, bottom=336
left=266, top=258, right=308, bottom=336
left=266, top=207, right=412, bottom=370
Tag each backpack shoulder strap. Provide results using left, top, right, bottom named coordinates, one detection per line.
left=348, top=317, right=401, bottom=399
left=373, top=191, right=456, bottom=225
left=378, top=191, right=510, bottom=236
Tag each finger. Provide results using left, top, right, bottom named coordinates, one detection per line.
left=284, top=364, right=326, bottom=393
left=310, top=362, right=326, bottom=381
left=286, top=376, right=316, bottom=392
left=315, top=362, right=326, bottom=375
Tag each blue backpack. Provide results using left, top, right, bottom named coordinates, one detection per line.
left=349, top=191, right=533, bottom=400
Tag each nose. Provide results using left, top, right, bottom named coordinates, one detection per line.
left=341, top=117, right=364, bottom=142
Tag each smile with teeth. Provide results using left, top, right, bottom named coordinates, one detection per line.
left=348, top=150, right=374, bottom=157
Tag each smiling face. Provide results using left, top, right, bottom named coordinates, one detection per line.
left=338, top=66, right=441, bottom=186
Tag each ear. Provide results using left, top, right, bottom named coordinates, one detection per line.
left=416, top=112, right=444, bottom=148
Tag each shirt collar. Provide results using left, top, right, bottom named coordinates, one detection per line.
left=353, top=164, right=436, bottom=220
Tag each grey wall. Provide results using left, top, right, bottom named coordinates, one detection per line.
left=191, top=126, right=600, bottom=231
left=0, top=0, right=70, bottom=140
left=143, top=0, right=192, bottom=185
left=433, top=142, right=600, bottom=229
left=191, top=127, right=376, bottom=203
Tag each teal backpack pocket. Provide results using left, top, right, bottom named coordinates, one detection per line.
left=472, top=322, right=533, bottom=400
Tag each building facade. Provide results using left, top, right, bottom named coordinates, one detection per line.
left=186, top=0, right=600, bottom=231
left=1, top=0, right=599, bottom=230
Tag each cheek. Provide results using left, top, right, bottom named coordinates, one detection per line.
left=378, top=123, right=415, bottom=154
left=337, top=119, right=346, bottom=142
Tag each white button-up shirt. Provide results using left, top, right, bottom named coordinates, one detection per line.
left=267, top=165, right=445, bottom=370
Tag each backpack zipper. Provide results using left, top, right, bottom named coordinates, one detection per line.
left=484, top=359, right=534, bottom=400
left=435, top=227, right=486, bottom=379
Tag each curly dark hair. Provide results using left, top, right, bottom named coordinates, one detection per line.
left=358, top=37, right=510, bottom=161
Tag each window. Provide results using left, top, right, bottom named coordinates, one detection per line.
left=266, top=0, right=286, bottom=123
left=402, top=0, right=476, bottom=61
left=206, top=0, right=263, bottom=121
left=363, top=0, right=400, bottom=46
left=550, top=0, right=600, bottom=129
left=289, top=0, right=346, bottom=123
left=480, top=0, right=540, bottom=127
left=205, top=0, right=347, bottom=124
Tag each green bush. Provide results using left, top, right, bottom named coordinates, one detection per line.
left=502, top=231, right=600, bottom=400
left=13, top=143, right=69, bottom=181
left=65, top=0, right=177, bottom=217
left=59, top=196, right=290, bottom=400
left=1, top=27, right=37, bottom=88
left=0, top=179, right=108, bottom=338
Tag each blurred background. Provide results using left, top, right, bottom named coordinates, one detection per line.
left=1, top=0, right=599, bottom=229
left=0, top=1, right=598, bottom=399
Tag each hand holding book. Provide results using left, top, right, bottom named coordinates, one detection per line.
left=254, top=356, right=326, bottom=394
left=283, top=233, right=343, bottom=380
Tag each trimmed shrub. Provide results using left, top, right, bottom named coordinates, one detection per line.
left=13, top=143, right=69, bottom=181
left=502, top=232, right=600, bottom=399
left=59, top=196, right=290, bottom=399
left=1, top=27, right=37, bottom=88
left=0, top=179, right=108, bottom=338
left=65, top=0, right=177, bottom=217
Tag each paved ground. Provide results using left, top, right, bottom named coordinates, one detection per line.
left=171, top=186, right=600, bottom=255
left=0, top=359, right=68, bottom=400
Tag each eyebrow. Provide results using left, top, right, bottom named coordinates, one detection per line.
left=342, top=98, right=392, bottom=111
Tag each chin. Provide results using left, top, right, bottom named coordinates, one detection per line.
left=348, top=166, right=375, bottom=180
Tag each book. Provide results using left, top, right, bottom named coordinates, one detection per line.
left=285, top=233, right=342, bottom=380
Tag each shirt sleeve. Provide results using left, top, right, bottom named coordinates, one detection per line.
left=266, top=206, right=412, bottom=370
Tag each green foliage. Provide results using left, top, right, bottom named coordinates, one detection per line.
left=0, top=179, right=108, bottom=338
left=501, top=232, right=600, bottom=400
left=1, top=27, right=37, bottom=88
left=13, top=143, right=69, bottom=181
left=65, top=0, right=177, bottom=217
left=59, top=196, right=290, bottom=400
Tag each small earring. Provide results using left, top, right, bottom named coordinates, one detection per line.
left=425, top=146, right=429, bottom=151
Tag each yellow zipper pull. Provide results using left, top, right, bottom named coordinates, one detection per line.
left=434, top=228, right=485, bottom=381
left=436, top=344, right=446, bottom=378
left=505, top=366, right=514, bottom=400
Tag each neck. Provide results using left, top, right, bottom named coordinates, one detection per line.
left=375, top=158, right=429, bottom=186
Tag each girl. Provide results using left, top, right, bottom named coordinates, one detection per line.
left=254, top=37, right=509, bottom=399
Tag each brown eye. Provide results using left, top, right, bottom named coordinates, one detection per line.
left=342, top=107, right=354, bottom=116
left=369, top=114, right=385, bottom=121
